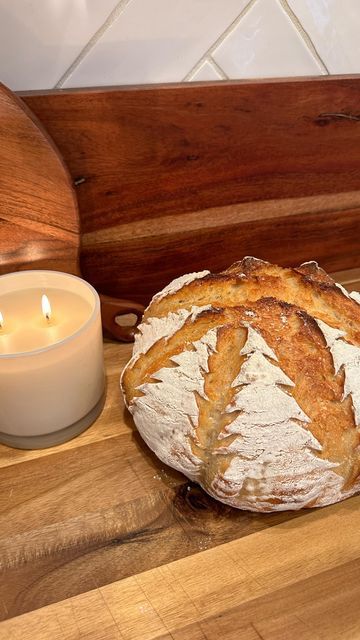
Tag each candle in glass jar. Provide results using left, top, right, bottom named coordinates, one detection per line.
left=0, top=271, right=105, bottom=449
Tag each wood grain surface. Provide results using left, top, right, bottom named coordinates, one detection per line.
left=0, top=84, right=80, bottom=276
left=1, top=269, right=360, bottom=639
left=2, top=498, right=360, bottom=640
left=21, top=77, right=360, bottom=304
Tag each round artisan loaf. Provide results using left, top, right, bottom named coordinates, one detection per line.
left=121, top=257, right=360, bottom=512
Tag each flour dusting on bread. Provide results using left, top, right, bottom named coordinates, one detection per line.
left=350, top=291, right=360, bottom=304
left=133, top=305, right=213, bottom=358
left=121, top=258, right=360, bottom=512
left=151, top=270, right=210, bottom=304
left=130, top=326, right=220, bottom=478
left=335, top=282, right=351, bottom=298
left=316, top=318, right=360, bottom=426
left=211, top=323, right=341, bottom=510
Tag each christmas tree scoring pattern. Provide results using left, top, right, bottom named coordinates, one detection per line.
left=131, top=325, right=220, bottom=479
left=212, top=324, right=339, bottom=509
left=316, top=319, right=360, bottom=427
left=131, top=318, right=347, bottom=511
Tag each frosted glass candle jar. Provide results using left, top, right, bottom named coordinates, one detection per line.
left=0, top=271, right=105, bottom=449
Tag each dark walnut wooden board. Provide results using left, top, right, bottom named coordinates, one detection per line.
left=0, top=84, right=79, bottom=276
left=22, top=76, right=360, bottom=305
left=1, top=268, right=360, bottom=640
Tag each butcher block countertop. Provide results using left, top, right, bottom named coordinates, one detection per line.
left=1, top=269, right=360, bottom=640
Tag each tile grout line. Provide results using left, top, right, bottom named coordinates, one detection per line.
left=54, top=0, right=134, bottom=89
left=182, top=0, right=257, bottom=81
left=209, top=56, right=229, bottom=80
left=184, top=56, right=216, bottom=83
left=53, top=0, right=329, bottom=89
left=187, top=57, right=228, bottom=82
left=278, top=0, right=330, bottom=74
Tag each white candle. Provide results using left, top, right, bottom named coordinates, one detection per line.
left=0, top=271, right=105, bottom=449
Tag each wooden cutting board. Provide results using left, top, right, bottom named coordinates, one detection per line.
left=0, top=83, right=80, bottom=276
left=23, top=77, right=360, bottom=306
left=1, top=266, right=360, bottom=640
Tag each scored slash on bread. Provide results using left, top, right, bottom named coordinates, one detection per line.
left=143, top=257, right=360, bottom=341
left=121, top=257, right=360, bottom=512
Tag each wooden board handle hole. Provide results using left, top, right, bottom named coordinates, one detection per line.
left=100, top=294, right=144, bottom=342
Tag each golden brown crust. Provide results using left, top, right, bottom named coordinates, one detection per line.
left=125, top=298, right=360, bottom=476
left=143, top=258, right=360, bottom=344
left=123, top=259, right=360, bottom=511
left=221, top=256, right=270, bottom=277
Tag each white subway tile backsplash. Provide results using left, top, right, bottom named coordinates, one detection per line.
left=288, top=0, right=360, bottom=74
left=0, top=0, right=119, bottom=90
left=188, top=60, right=224, bottom=82
left=212, top=0, right=324, bottom=79
left=61, top=0, right=249, bottom=87
left=0, top=0, right=358, bottom=90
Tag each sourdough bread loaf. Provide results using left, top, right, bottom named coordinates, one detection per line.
left=121, top=258, right=360, bottom=512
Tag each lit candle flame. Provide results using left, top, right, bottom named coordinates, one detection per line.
left=0, top=311, right=3, bottom=329
left=42, top=294, right=52, bottom=322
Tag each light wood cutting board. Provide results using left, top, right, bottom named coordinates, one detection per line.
left=1, top=267, right=360, bottom=640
